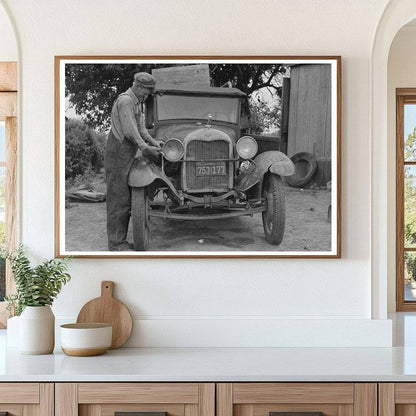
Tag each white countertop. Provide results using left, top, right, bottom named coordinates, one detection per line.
left=2, top=329, right=416, bottom=382
left=3, top=313, right=416, bottom=382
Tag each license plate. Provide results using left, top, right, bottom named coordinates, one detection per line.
left=195, top=162, right=226, bottom=176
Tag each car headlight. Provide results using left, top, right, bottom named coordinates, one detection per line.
left=162, top=138, right=184, bottom=162
left=236, top=136, right=258, bottom=159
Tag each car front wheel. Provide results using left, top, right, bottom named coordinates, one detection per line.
left=262, top=174, right=285, bottom=245
left=131, top=187, right=150, bottom=251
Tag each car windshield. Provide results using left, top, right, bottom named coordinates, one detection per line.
left=157, top=94, right=239, bottom=123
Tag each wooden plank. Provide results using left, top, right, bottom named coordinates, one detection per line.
left=55, top=383, right=78, bottom=416
left=287, top=65, right=299, bottom=156
left=309, top=65, right=322, bottom=157
left=152, top=64, right=210, bottom=88
left=78, top=383, right=199, bottom=404
left=0, top=62, right=17, bottom=92
left=353, top=384, right=377, bottom=416
left=297, top=65, right=311, bottom=154
left=324, top=74, right=332, bottom=159
left=0, top=383, right=39, bottom=403
left=281, top=77, right=290, bottom=137
left=233, top=383, right=354, bottom=404
left=379, top=384, right=395, bottom=416
left=0, top=92, right=17, bottom=120
left=199, top=383, right=215, bottom=416
left=39, top=383, right=54, bottom=416
left=395, top=384, right=416, bottom=403
left=217, top=383, right=233, bottom=416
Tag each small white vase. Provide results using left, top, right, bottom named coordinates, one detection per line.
left=19, top=306, right=55, bottom=354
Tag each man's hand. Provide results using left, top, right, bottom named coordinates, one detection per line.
left=143, top=145, right=162, bottom=162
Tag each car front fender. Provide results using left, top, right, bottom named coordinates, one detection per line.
left=235, top=151, right=295, bottom=192
left=128, top=158, right=183, bottom=203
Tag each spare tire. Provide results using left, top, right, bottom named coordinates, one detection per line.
left=286, top=152, right=317, bottom=188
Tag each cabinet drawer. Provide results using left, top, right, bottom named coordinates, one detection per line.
left=0, top=383, right=53, bottom=416
left=217, top=383, right=376, bottom=416
left=56, top=383, right=215, bottom=416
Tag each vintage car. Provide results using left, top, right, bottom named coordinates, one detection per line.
left=128, top=85, right=295, bottom=251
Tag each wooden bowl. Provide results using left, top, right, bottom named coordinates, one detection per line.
left=60, top=323, right=112, bottom=356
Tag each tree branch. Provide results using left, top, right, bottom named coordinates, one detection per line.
left=247, top=67, right=279, bottom=94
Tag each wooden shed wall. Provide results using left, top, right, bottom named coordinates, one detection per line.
left=287, top=64, right=331, bottom=159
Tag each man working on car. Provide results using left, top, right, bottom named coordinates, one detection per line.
left=104, top=72, right=161, bottom=251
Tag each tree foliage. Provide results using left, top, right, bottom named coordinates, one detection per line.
left=406, top=126, right=416, bottom=161
left=65, top=63, right=288, bottom=131
left=249, top=98, right=282, bottom=135
left=405, top=127, right=416, bottom=246
left=209, top=64, right=288, bottom=95
left=404, top=127, right=416, bottom=281
left=65, top=118, right=106, bottom=180
left=66, top=64, right=172, bottom=129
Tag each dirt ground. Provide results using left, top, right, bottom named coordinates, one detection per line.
left=65, top=185, right=332, bottom=252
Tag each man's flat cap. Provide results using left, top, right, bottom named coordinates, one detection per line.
left=134, top=72, right=157, bottom=89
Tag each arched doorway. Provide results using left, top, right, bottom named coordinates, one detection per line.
left=371, top=0, right=416, bottom=319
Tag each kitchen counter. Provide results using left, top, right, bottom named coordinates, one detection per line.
left=2, top=330, right=416, bottom=382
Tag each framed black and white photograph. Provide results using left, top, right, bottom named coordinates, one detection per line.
left=55, top=56, right=341, bottom=258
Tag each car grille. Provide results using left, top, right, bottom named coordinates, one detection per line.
left=184, top=140, right=231, bottom=192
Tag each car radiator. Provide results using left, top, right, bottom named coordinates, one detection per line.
left=183, top=139, right=232, bottom=192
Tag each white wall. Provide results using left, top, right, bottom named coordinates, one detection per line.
left=387, top=25, right=416, bottom=312
left=0, top=3, right=16, bottom=61
left=0, top=0, right=393, bottom=346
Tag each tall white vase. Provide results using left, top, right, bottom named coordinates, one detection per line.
left=19, top=306, right=55, bottom=354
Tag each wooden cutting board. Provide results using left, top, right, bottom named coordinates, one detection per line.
left=76, top=281, right=133, bottom=349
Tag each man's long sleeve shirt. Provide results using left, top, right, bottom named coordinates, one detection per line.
left=110, top=88, right=156, bottom=152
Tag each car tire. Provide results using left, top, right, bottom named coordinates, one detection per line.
left=131, top=187, right=150, bottom=251
left=262, top=174, right=285, bottom=245
left=285, top=151, right=318, bottom=188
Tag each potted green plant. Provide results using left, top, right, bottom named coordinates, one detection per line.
left=1, top=245, right=71, bottom=354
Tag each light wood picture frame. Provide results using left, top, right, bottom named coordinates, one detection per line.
left=55, top=56, right=341, bottom=258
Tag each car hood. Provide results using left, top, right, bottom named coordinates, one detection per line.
left=155, top=122, right=238, bottom=143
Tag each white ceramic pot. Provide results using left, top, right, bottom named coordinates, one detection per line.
left=19, top=306, right=55, bottom=354
left=60, top=323, right=112, bottom=356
